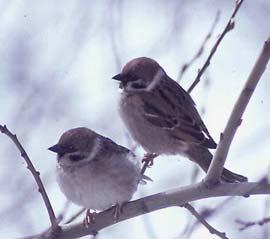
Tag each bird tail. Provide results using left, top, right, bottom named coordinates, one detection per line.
left=187, top=146, right=248, bottom=183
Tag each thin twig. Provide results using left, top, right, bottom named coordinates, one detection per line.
left=177, top=11, right=220, bottom=82
left=188, top=0, right=245, bottom=93
left=182, top=203, right=228, bottom=239
left=30, top=201, right=71, bottom=239
left=263, top=198, right=270, bottom=238
left=109, top=0, right=123, bottom=71
left=0, top=124, right=59, bottom=230
left=65, top=208, right=86, bottom=224
left=236, top=217, right=270, bottom=231
left=181, top=197, right=234, bottom=238
left=235, top=179, right=270, bottom=232
left=56, top=201, right=70, bottom=223
left=205, top=36, right=270, bottom=185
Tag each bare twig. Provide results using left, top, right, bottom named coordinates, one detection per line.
left=235, top=183, right=270, bottom=231
left=27, top=201, right=71, bottom=239
left=190, top=166, right=200, bottom=184
left=181, top=197, right=234, bottom=238
left=263, top=198, right=270, bottom=238
left=65, top=208, right=86, bottom=224
left=108, top=0, right=123, bottom=70
left=182, top=203, right=228, bottom=239
left=236, top=217, right=270, bottom=231
left=0, top=124, right=59, bottom=230
left=56, top=201, right=70, bottom=223
left=205, top=36, right=270, bottom=185
left=188, top=0, right=244, bottom=93
left=177, top=11, right=220, bottom=82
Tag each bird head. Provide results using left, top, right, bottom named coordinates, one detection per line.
left=48, top=127, right=100, bottom=167
left=112, top=57, right=165, bottom=92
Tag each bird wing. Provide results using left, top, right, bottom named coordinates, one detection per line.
left=99, top=136, right=131, bottom=156
left=141, top=76, right=216, bottom=148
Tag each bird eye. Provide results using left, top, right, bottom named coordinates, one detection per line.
left=69, top=154, right=84, bottom=162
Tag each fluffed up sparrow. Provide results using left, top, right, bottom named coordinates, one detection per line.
left=112, top=57, right=247, bottom=183
left=48, top=127, right=142, bottom=222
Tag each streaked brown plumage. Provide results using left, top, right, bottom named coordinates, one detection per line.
left=113, top=57, right=247, bottom=183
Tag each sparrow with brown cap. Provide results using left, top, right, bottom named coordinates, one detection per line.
left=49, top=127, right=142, bottom=224
left=112, top=57, right=247, bottom=183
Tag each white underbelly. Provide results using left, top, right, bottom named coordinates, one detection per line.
left=56, top=162, right=138, bottom=210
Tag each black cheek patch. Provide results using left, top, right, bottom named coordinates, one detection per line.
left=69, top=154, right=85, bottom=162
left=132, top=82, right=146, bottom=89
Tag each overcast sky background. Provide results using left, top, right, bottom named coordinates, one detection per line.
left=0, top=0, right=270, bottom=238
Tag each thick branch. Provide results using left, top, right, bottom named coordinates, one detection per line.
left=205, top=36, right=270, bottom=184
left=0, top=124, right=58, bottom=230
left=39, top=36, right=270, bottom=238
left=188, top=0, right=244, bottom=93
left=27, top=181, right=270, bottom=239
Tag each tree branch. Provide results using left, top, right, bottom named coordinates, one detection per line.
left=236, top=217, right=270, bottom=231
left=25, top=180, right=270, bottom=239
left=0, top=124, right=59, bottom=231
left=178, top=10, right=220, bottom=82
left=205, top=36, right=270, bottom=184
left=65, top=208, right=85, bottom=224
left=181, top=197, right=234, bottom=238
left=37, top=36, right=270, bottom=239
left=188, top=0, right=244, bottom=93
left=182, top=203, right=228, bottom=239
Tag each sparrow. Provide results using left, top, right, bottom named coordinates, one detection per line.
left=112, top=57, right=247, bottom=183
left=48, top=127, right=141, bottom=221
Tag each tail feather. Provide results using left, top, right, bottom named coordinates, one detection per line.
left=187, top=146, right=247, bottom=183
left=221, top=168, right=247, bottom=183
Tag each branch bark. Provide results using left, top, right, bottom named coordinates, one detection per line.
left=4, top=11, right=270, bottom=239
left=236, top=217, right=270, bottom=231
left=20, top=35, right=270, bottom=239
left=205, top=36, right=270, bottom=185
left=188, top=0, right=244, bottom=93
left=182, top=203, right=228, bottom=239
left=0, top=125, right=59, bottom=231
left=177, top=10, right=220, bottom=82
left=47, top=35, right=270, bottom=239
left=31, top=181, right=270, bottom=239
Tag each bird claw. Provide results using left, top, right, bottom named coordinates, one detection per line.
left=140, top=153, right=158, bottom=175
left=112, top=203, right=127, bottom=222
left=142, top=153, right=157, bottom=166
left=83, top=209, right=96, bottom=227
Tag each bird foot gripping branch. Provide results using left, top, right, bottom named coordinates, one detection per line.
left=141, top=153, right=158, bottom=175
left=83, top=209, right=97, bottom=227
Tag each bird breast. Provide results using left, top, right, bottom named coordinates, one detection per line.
left=119, top=93, right=188, bottom=155
left=56, top=153, right=140, bottom=210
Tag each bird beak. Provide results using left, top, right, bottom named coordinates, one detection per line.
left=48, top=144, right=64, bottom=154
left=112, top=73, right=124, bottom=81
